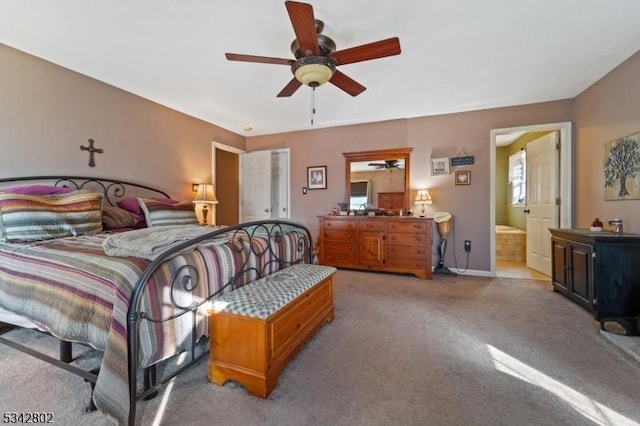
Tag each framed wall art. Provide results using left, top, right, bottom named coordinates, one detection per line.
left=455, top=170, right=471, bottom=185
left=307, top=165, right=327, bottom=190
left=430, top=157, right=450, bottom=176
left=604, top=131, right=640, bottom=200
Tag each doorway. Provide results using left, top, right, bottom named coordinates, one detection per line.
left=490, top=122, right=572, bottom=279
left=213, top=142, right=244, bottom=226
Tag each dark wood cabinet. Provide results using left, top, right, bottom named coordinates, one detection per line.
left=550, top=229, right=640, bottom=320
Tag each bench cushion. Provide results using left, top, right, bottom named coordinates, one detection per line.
left=215, top=264, right=336, bottom=319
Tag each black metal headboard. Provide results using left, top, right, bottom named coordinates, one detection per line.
left=0, top=176, right=170, bottom=206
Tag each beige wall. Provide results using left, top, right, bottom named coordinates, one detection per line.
left=4, top=37, right=639, bottom=274
left=0, top=43, right=245, bottom=200
left=248, top=101, right=574, bottom=272
left=574, top=51, right=640, bottom=233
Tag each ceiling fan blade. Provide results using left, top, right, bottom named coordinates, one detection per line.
left=225, top=53, right=294, bottom=66
left=277, top=78, right=302, bottom=97
left=331, top=37, right=401, bottom=66
left=330, top=70, right=366, bottom=97
left=285, top=1, right=319, bottom=55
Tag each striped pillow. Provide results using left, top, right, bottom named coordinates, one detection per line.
left=0, top=190, right=104, bottom=242
left=138, top=198, right=198, bottom=227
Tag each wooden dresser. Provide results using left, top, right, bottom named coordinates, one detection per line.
left=318, top=216, right=432, bottom=279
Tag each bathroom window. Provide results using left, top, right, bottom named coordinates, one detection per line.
left=350, top=180, right=370, bottom=210
left=509, top=150, right=526, bottom=206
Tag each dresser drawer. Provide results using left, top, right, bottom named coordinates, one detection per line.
left=388, top=232, right=428, bottom=246
left=322, top=230, right=356, bottom=241
left=322, top=252, right=357, bottom=266
left=322, top=240, right=357, bottom=254
left=388, top=245, right=429, bottom=259
left=322, top=219, right=356, bottom=230
left=270, top=279, right=332, bottom=361
left=386, top=257, right=428, bottom=271
left=358, top=220, right=386, bottom=231
left=387, top=220, right=428, bottom=233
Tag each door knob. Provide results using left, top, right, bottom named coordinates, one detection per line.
left=523, top=209, right=530, bottom=214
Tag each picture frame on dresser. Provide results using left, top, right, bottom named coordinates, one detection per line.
left=308, top=166, right=327, bottom=190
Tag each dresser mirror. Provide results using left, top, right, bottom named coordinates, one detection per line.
left=344, top=148, right=412, bottom=213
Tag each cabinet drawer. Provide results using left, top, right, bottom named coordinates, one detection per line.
left=387, top=221, right=427, bottom=233
left=388, top=232, right=427, bottom=246
left=322, top=240, right=356, bottom=254
left=358, top=220, right=386, bottom=231
left=386, top=257, right=428, bottom=271
left=322, top=219, right=356, bottom=230
left=388, top=245, right=429, bottom=259
left=322, top=252, right=357, bottom=266
left=322, top=230, right=356, bottom=241
left=269, top=281, right=332, bottom=361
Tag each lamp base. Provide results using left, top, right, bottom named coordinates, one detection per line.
left=433, top=266, right=457, bottom=276
left=201, top=205, right=209, bottom=226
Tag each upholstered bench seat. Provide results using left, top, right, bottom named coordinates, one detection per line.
left=207, top=264, right=336, bottom=398
left=214, top=264, right=337, bottom=319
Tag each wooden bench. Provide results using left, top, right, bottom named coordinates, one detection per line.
left=207, top=264, right=337, bottom=398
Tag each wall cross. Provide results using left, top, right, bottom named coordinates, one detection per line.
left=80, top=138, right=103, bottom=167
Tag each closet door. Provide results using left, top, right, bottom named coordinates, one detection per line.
left=240, top=149, right=290, bottom=222
left=271, top=150, right=290, bottom=219
left=240, top=150, right=272, bottom=222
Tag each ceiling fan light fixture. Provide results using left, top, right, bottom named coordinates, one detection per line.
left=293, top=57, right=335, bottom=86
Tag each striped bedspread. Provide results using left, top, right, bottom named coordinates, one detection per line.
left=0, top=228, right=308, bottom=425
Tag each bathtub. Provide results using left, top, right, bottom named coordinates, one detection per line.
left=496, top=225, right=526, bottom=262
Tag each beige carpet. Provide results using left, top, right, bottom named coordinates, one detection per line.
left=1, top=270, right=639, bottom=426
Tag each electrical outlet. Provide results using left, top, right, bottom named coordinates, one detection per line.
left=464, top=240, right=471, bottom=253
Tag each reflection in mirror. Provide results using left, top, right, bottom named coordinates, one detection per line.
left=344, top=148, right=412, bottom=215
left=349, top=179, right=371, bottom=210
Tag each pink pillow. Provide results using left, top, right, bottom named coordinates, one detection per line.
left=117, top=197, right=179, bottom=228
left=3, top=184, right=75, bottom=195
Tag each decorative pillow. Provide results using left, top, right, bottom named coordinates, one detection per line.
left=137, top=198, right=198, bottom=227
left=102, top=205, right=137, bottom=230
left=3, top=184, right=75, bottom=195
left=117, top=197, right=180, bottom=228
left=0, top=190, right=103, bottom=242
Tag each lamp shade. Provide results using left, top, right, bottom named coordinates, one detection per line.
left=192, top=184, right=218, bottom=204
left=414, top=189, right=432, bottom=204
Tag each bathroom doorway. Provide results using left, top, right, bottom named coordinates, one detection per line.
left=490, top=122, right=573, bottom=280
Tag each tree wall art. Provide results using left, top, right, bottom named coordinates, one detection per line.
left=604, top=130, right=640, bottom=200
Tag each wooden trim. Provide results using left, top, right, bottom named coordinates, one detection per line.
left=343, top=148, right=413, bottom=212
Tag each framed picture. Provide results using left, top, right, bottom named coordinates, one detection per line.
left=307, top=165, right=327, bottom=190
left=604, top=130, right=640, bottom=200
left=431, top=157, right=450, bottom=175
left=455, top=170, right=471, bottom=185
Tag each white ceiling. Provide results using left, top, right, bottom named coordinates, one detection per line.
left=2, top=1, right=640, bottom=137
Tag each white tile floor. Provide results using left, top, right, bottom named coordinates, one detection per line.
left=496, top=260, right=550, bottom=280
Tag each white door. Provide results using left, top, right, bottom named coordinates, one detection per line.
left=525, top=132, right=558, bottom=276
left=240, top=150, right=272, bottom=222
left=271, top=150, right=290, bottom=219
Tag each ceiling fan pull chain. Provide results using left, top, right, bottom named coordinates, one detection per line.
left=310, top=85, right=316, bottom=125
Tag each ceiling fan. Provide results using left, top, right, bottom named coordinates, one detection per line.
left=368, top=160, right=403, bottom=170
left=225, top=1, right=402, bottom=98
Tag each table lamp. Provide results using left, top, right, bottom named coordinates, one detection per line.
left=192, top=183, right=218, bottom=225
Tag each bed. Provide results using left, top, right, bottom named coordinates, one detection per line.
left=0, top=176, right=314, bottom=425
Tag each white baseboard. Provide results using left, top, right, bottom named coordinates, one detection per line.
left=433, top=268, right=493, bottom=277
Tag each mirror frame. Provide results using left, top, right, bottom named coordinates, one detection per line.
left=344, top=147, right=413, bottom=211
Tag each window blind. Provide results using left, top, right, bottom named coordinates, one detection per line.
left=351, top=181, right=369, bottom=197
